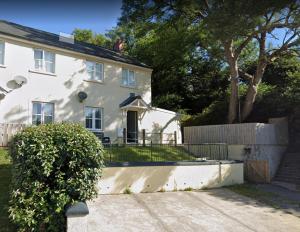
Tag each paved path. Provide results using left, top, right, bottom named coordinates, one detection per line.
left=256, top=184, right=300, bottom=217
left=87, top=189, right=300, bottom=232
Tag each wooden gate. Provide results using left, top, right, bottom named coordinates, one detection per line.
left=245, top=160, right=270, bottom=183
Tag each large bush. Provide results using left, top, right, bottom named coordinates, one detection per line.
left=9, top=123, right=104, bottom=231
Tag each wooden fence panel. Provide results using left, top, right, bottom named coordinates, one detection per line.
left=0, top=123, right=26, bottom=147
left=184, top=122, right=288, bottom=145
left=184, top=123, right=257, bottom=144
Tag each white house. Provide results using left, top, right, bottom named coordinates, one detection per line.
left=0, top=20, right=181, bottom=144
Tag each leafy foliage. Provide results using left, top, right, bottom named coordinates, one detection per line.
left=72, top=28, right=112, bottom=48
left=9, top=123, right=104, bottom=231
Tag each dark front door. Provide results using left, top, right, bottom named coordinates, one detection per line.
left=127, top=111, right=138, bottom=143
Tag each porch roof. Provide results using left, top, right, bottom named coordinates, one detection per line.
left=119, top=95, right=149, bottom=111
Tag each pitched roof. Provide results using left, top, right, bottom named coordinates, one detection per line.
left=0, top=20, right=151, bottom=69
left=119, top=95, right=143, bottom=108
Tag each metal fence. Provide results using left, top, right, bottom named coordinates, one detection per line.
left=103, top=143, right=228, bottom=163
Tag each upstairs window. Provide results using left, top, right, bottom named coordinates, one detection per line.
left=34, top=49, right=55, bottom=73
left=122, top=68, right=136, bottom=87
left=32, top=102, right=54, bottom=125
left=85, top=107, right=103, bottom=131
left=86, top=61, right=103, bottom=81
left=0, top=42, right=4, bottom=65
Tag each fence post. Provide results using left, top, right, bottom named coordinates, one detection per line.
left=174, top=131, right=177, bottom=147
left=160, top=131, right=163, bottom=144
left=123, top=128, right=127, bottom=145
left=150, top=140, right=153, bottom=162
left=142, top=129, right=146, bottom=147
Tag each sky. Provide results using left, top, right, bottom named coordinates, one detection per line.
left=0, top=0, right=122, bottom=35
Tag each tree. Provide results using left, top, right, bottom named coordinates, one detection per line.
left=120, top=0, right=300, bottom=123
left=72, top=28, right=112, bottom=48
left=112, top=15, right=228, bottom=113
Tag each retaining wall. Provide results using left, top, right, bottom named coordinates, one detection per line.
left=97, top=162, right=244, bottom=194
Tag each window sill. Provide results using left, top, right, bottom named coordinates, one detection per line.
left=88, top=129, right=103, bottom=132
left=0, top=64, right=7, bottom=68
left=120, top=84, right=137, bottom=89
left=29, top=69, right=57, bottom=77
left=84, top=79, right=104, bottom=84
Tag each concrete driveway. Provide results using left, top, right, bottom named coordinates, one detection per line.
left=87, top=189, right=300, bottom=232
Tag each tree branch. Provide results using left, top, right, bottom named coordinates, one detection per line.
left=268, top=33, right=300, bottom=60
left=238, top=69, right=253, bottom=80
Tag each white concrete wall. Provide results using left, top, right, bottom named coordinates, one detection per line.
left=97, top=163, right=244, bottom=194
left=0, top=37, right=182, bottom=141
left=228, top=144, right=287, bottom=179
left=140, top=107, right=182, bottom=144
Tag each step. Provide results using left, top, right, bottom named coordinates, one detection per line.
left=274, top=176, right=300, bottom=183
left=276, top=175, right=300, bottom=180
left=272, top=181, right=300, bottom=192
left=277, top=171, right=300, bottom=174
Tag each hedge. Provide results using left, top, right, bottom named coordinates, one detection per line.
left=9, top=123, right=104, bottom=231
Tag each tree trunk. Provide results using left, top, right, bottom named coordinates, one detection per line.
left=228, top=67, right=239, bottom=123
left=241, top=33, right=267, bottom=121
left=241, top=62, right=267, bottom=121
left=224, top=41, right=239, bottom=124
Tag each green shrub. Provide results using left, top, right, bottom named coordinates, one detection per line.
left=9, top=123, right=104, bottom=231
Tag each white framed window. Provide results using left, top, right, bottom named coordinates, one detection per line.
left=85, top=107, right=103, bottom=131
left=32, top=102, right=54, bottom=125
left=0, top=41, right=5, bottom=65
left=34, top=49, right=55, bottom=73
left=122, top=68, right=136, bottom=87
left=86, top=61, right=103, bottom=81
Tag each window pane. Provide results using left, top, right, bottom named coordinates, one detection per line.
left=86, top=62, right=95, bottom=80
left=95, top=119, right=101, bottom=129
left=95, top=63, right=103, bottom=81
left=86, top=119, right=92, bottom=129
left=34, top=50, right=43, bottom=70
left=122, top=68, right=128, bottom=85
left=32, top=115, right=42, bottom=125
left=44, top=116, right=53, bottom=124
left=95, top=108, right=101, bottom=119
left=129, top=71, right=135, bottom=86
left=43, top=103, right=54, bottom=116
left=34, top=50, right=43, bottom=59
left=45, top=51, right=55, bottom=62
left=35, top=59, right=43, bottom=70
left=85, top=107, right=93, bottom=118
left=32, top=103, right=42, bottom=115
left=0, top=42, right=4, bottom=65
left=45, top=61, right=55, bottom=73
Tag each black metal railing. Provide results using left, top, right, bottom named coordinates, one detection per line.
left=103, top=143, right=228, bottom=163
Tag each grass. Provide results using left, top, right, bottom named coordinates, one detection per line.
left=227, top=184, right=282, bottom=209
left=0, top=148, right=16, bottom=231
left=104, top=145, right=195, bottom=163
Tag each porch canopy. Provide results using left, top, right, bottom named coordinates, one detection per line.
left=119, top=94, right=149, bottom=112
